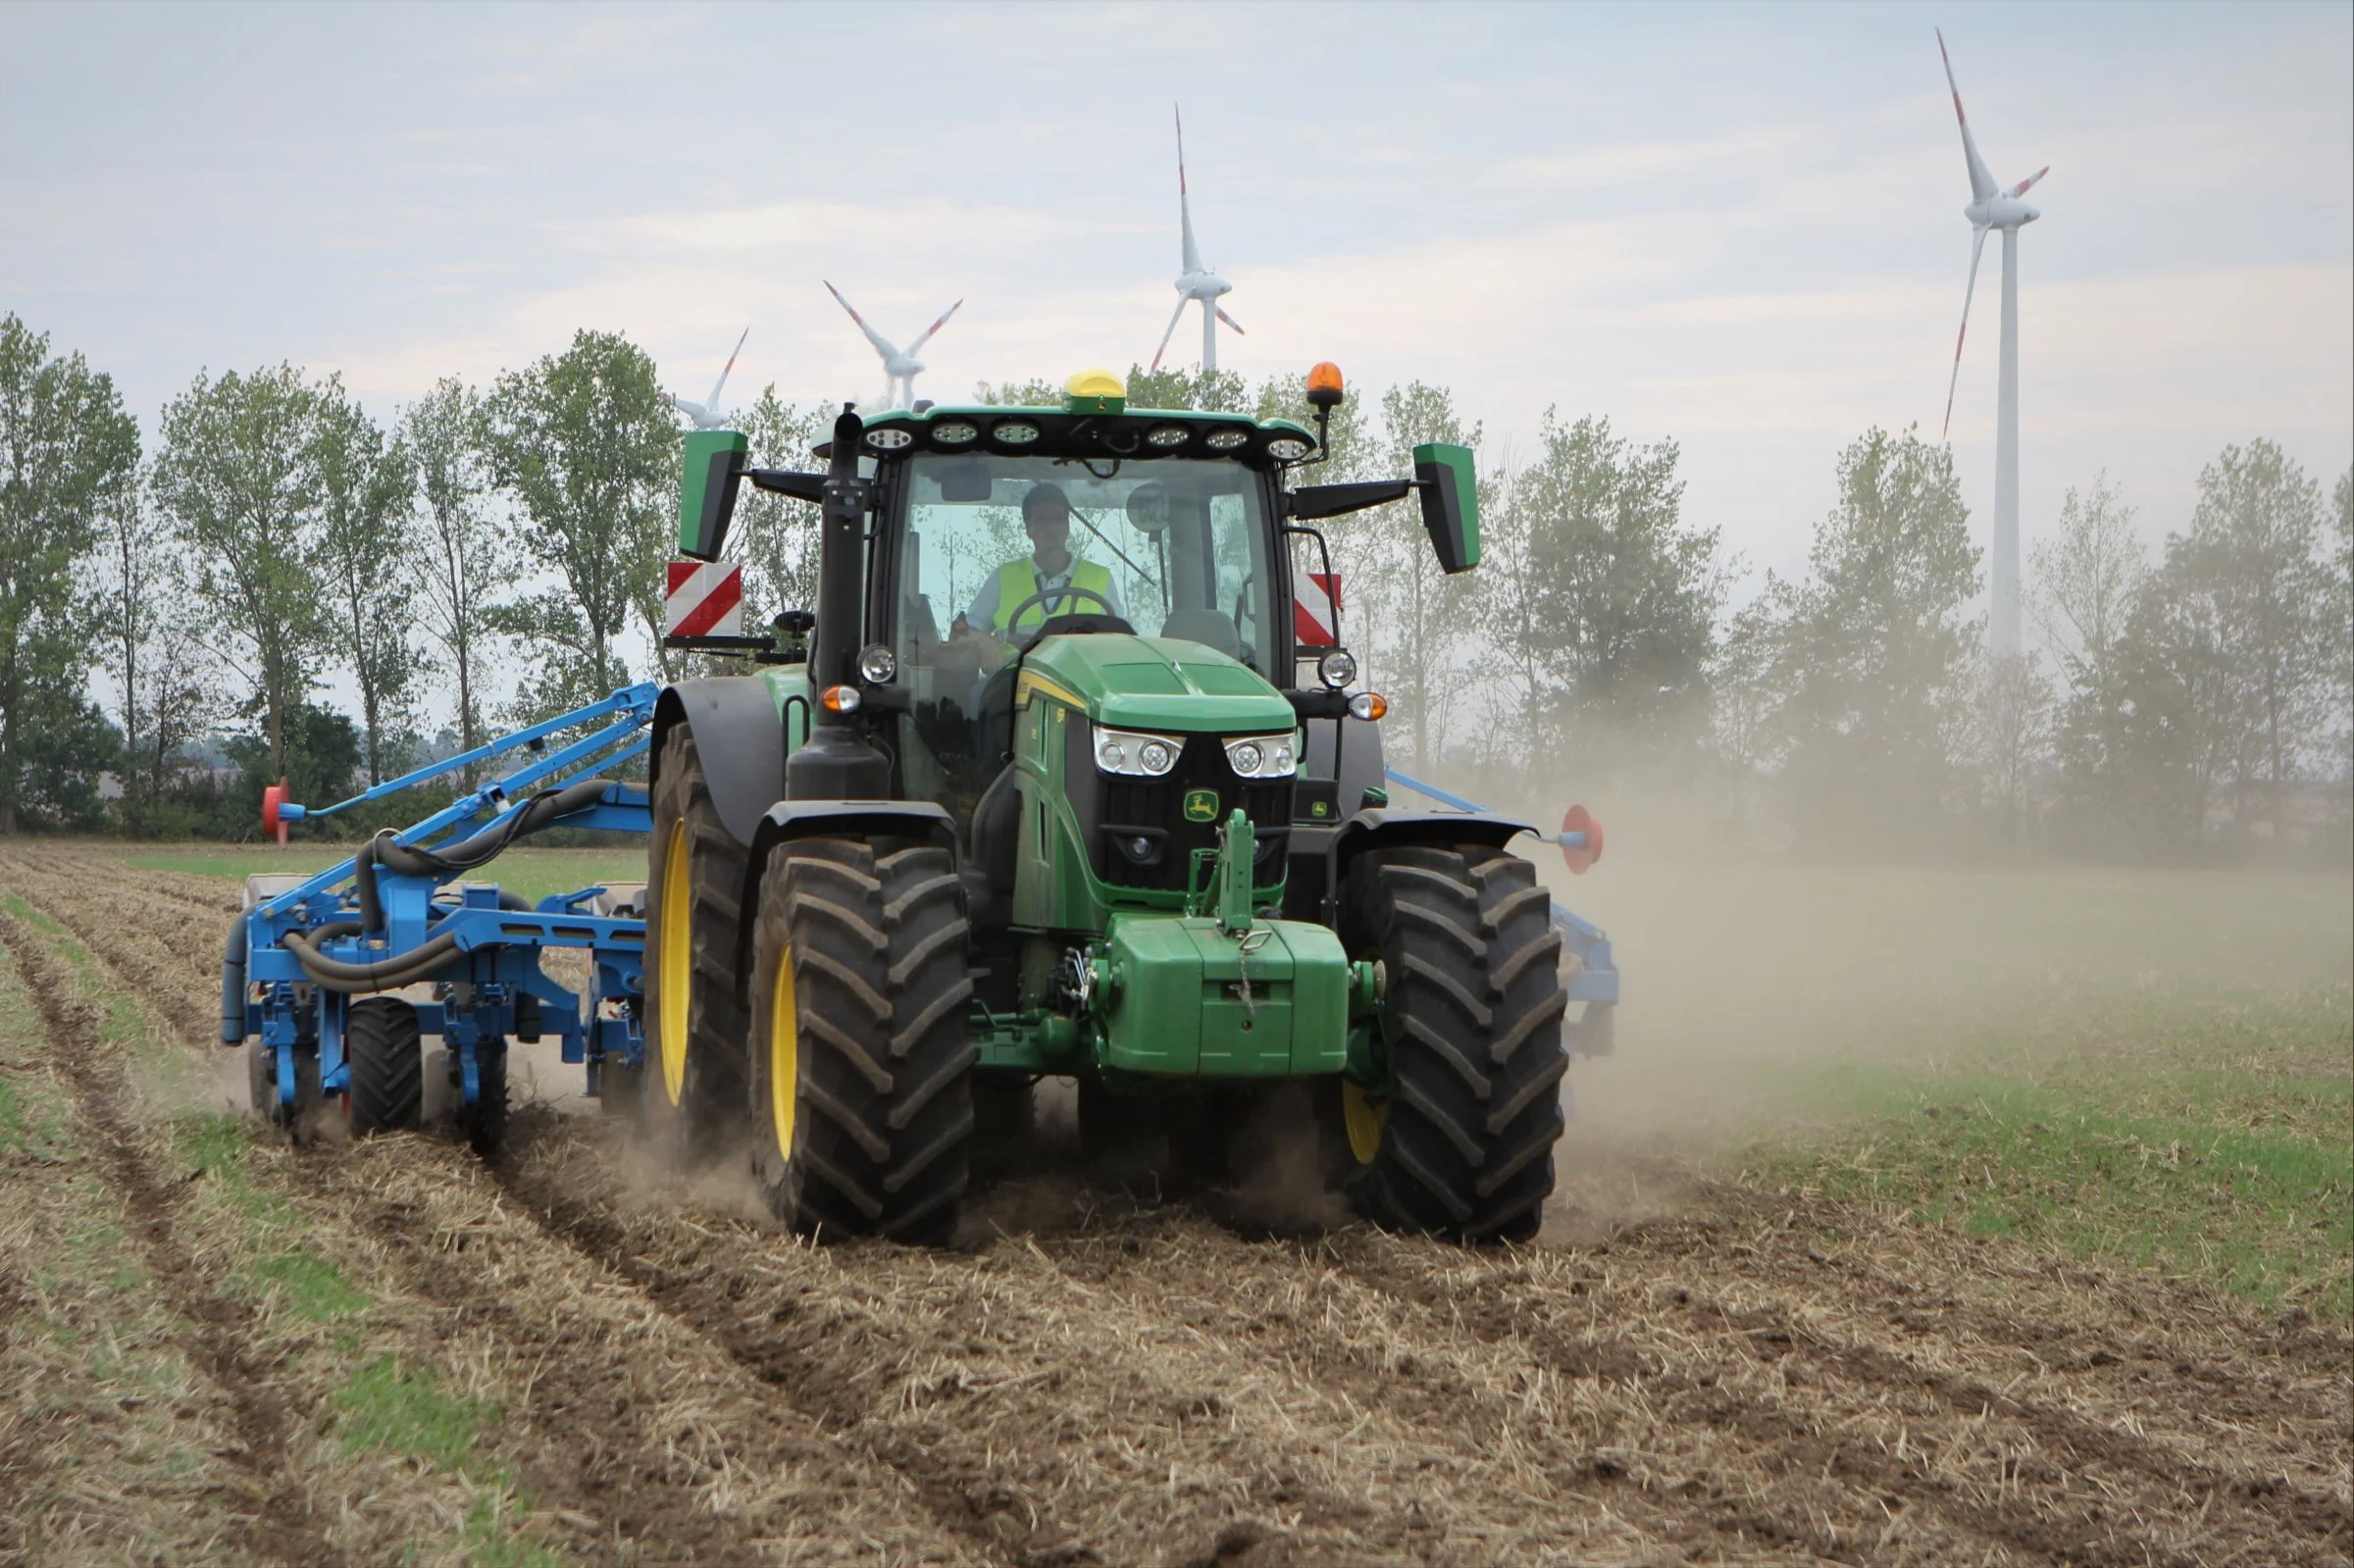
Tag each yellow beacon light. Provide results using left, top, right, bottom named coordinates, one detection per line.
left=1064, top=368, right=1127, bottom=415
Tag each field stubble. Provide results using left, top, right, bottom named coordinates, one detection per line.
left=0, top=842, right=2346, bottom=1567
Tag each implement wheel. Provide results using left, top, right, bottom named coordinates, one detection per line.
left=643, top=724, right=750, bottom=1162
left=346, top=998, right=424, bottom=1136
left=746, top=837, right=975, bottom=1243
left=1338, top=845, right=1569, bottom=1242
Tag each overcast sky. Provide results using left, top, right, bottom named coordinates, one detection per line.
left=4, top=0, right=2348, bottom=601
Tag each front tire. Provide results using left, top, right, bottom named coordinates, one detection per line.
left=1340, top=845, right=1569, bottom=1241
left=747, top=838, right=976, bottom=1244
left=644, top=725, right=751, bottom=1163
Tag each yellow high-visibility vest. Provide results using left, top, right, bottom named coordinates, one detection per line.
left=988, top=557, right=1113, bottom=634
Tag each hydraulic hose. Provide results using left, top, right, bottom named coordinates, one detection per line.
left=354, top=777, right=614, bottom=932
left=281, top=921, right=465, bottom=995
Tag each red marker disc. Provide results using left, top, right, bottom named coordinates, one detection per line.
left=261, top=783, right=286, bottom=836
left=1561, top=804, right=1603, bottom=875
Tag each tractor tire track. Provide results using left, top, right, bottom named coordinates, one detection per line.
left=1, top=848, right=999, bottom=1567
left=0, top=908, right=344, bottom=1568
left=50, top=847, right=1471, bottom=1565
left=1020, top=1210, right=2105, bottom=1568
left=1324, top=1215, right=2346, bottom=1568
left=17, top=844, right=2350, bottom=1567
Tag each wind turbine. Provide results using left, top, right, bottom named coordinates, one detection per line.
left=667, top=327, right=749, bottom=430
left=1151, top=106, right=1244, bottom=375
left=824, top=282, right=962, bottom=411
left=1936, top=26, right=2047, bottom=664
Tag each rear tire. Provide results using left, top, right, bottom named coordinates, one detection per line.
left=747, top=838, right=975, bottom=1244
left=644, top=725, right=751, bottom=1164
left=1339, top=845, right=1569, bottom=1242
left=346, top=998, right=424, bottom=1136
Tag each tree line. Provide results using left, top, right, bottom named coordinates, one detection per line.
left=3, top=310, right=2348, bottom=859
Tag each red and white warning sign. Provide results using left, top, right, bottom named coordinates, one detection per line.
left=1294, top=571, right=1342, bottom=647
left=664, top=560, right=743, bottom=638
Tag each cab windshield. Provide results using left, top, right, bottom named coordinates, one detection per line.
left=888, top=451, right=1280, bottom=820
left=893, top=452, right=1277, bottom=681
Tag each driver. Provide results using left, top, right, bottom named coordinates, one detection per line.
left=951, top=482, right=1124, bottom=648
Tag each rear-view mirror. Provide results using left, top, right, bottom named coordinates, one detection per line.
left=1413, top=442, right=1480, bottom=574
left=678, top=430, right=747, bottom=560
left=939, top=458, right=992, bottom=504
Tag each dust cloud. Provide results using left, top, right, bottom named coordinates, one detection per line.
left=1519, top=787, right=2354, bottom=1157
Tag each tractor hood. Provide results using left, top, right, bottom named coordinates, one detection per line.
left=1016, top=633, right=1295, bottom=734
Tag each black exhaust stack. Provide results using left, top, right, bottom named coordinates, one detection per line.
left=786, top=405, right=891, bottom=801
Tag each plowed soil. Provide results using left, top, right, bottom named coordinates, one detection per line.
left=1, top=842, right=2345, bottom=1567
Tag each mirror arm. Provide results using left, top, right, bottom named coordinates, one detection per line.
left=1284, top=479, right=1414, bottom=521
left=746, top=468, right=828, bottom=503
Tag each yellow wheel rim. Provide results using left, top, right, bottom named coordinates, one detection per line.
left=657, top=822, right=691, bottom=1105
left=1342, top=1080, right=1385, bottom=1164
left=768, top=940, right=799, bottom=1163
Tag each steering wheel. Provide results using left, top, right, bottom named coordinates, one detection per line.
left=1000, top=584, right=1117, bottom=649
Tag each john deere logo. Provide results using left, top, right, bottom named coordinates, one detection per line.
left=1182, top=789, right=1219, bottom=823
left=1309, top=799, right=1332, bottom=819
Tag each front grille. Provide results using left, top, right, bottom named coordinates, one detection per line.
left=1069, top=728, right=1291, bottom=892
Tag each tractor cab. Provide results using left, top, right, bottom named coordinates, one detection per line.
left=675, top=368, right=1477, bottom=943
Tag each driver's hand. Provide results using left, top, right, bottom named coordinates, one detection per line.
left=976, top=637, right=1008, bottom=674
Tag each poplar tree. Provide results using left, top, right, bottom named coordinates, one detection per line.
left=485, top=330, right=677, bottom=714
left=155, top=363, right=331, bottom=783
left=316, top=384, right=421, bottom=784
left=405, top=378, right=507, bottom=773
left=1769, top=427, right=1980, bottom=851
left=0, top=313, right=138, bottom=832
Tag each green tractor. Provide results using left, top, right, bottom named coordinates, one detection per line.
left=643, top=365, right=1612, bottom=1243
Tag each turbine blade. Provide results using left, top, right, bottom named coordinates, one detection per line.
left=903, top=298, right=962, bottom=357
left=1149, top=295, right=1188, bottom=373
left=824, top=280, right=900, bottom=360
left=1176, top=103, right=1203, bottom=277
left=1213, top=306, right=1245, bottom=335
left=1941, top=226, right=1989, bottom=442
left=2007, top=165, right=2049, bottom=199
left=1935, top=28, right=2000, bottom=202
left=704, top=326, right=748, bottom=412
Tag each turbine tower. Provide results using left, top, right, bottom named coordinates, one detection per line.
left=666, top=327, right=748, bottom=430
left=1937, top=26, right=2047, bottom=663
left=1151, top=105, right=1244, bottom=374
left=824, top=282, right=962, bottom=410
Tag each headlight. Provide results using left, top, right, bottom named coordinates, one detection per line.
left=929, top=421, right=979, bottom=446
left=864, top=426, right=914, bottom=450
left=1223, top=734, right=1297, bottom=779
left=1095, top=726, right=1184, bottom=778
left=1146, top=424, right=1190, bottom=448
left=857, top=643, right=896, bottom=683
left=1264, top=436, right=1312, bottom=461
left=1203, top=429, right=1248, bottom=452
left=993, top=421, right=1041, bottom=446
left=1316, top=649, right=1357, bottom=689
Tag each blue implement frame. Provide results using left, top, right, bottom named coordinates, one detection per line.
left=231, top=684, right=661, bottom=1127
left=1381, top=768, right=1619, bottom=1054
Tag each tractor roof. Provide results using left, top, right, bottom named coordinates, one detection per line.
left=830, top=370, right=1315, bottom=466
